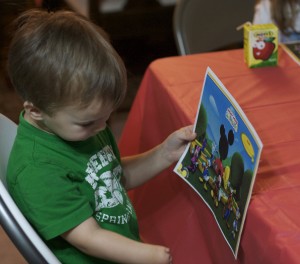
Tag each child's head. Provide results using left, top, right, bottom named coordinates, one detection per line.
left=8, top=9, right=127, bottom=116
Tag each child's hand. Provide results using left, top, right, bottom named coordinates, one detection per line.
left=162, top=125, right=196, bottom=164
left=121, top=125, right=196, bottom=189
left=149, top=245, right=172, bottom=264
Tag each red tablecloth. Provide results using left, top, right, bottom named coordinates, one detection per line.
left=119, top=48, right=300, bottom=263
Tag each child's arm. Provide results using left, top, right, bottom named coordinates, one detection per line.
left=121, top=125, right=196, bottom=189
left=62, top=217, right=172, bottom=264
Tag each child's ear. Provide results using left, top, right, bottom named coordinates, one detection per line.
left=23, top=101, right=44, bottom=121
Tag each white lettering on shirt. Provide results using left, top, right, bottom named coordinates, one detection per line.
left=84, top=145, right=135, bottom=226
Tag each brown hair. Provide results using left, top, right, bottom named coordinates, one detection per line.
left=8, top=9, right=127, bottom=115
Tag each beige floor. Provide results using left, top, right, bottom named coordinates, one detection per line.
left=0, top=227, right=27, bottom=264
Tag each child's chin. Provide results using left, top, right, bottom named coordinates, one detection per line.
left=61, top=134, right=91, bottom=142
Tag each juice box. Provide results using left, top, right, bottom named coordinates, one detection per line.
left=243, top=23, right=278, bottom=68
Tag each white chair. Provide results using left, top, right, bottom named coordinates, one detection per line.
left=173, top=0, right=255, bottom=55
left=0, top=113, right=60, bottom=264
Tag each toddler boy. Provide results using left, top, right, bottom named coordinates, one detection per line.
left=7, top=9, right=196, bottom=264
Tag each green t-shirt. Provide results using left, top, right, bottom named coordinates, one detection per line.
left=7, top=113, right=140, bottom=264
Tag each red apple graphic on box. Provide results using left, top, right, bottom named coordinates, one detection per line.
left=252, top=37, right=275, bottom=60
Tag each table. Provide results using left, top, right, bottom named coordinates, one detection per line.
left=119, top=47, right=300, bottom=263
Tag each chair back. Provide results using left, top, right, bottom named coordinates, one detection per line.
left=173, top=0, right=255, bottom=55
left=0, top=114, right=61, bottom=264
left=0, top=114, right=17, bottom=186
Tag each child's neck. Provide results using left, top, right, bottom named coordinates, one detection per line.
left=23, top=111, right=54, bottom=135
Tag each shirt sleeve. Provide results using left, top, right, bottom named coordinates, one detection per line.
left=11, top=162, right=93, bottom=240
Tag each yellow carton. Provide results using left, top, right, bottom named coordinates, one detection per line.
left=244, top=23, right=278, bottom=68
